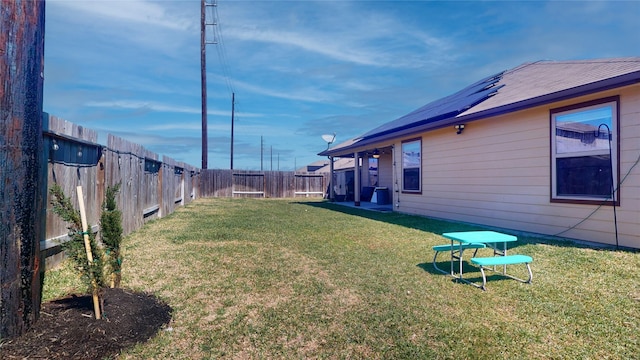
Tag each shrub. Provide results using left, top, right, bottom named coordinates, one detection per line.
left=49, top=184, right=106, bottom=294
left=101, top=183, right=123, bottom=287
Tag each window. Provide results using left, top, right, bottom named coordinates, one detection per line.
left=402, top=138, right=421, bottom=193
left=551, top=97, right=618, bottom=204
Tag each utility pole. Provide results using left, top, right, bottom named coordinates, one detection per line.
left=1, top=0, right=45, bottom=339
left=201, top=0, right=217, bottom=169
left=230, top=92, right=235, bottom=169
left=260, top=136, right=264, bottom=171
left=200, top=0, right=207, bottom=169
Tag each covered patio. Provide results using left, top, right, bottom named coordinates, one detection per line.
left=332, top=198, right=393, bottom=212
left=320, top=144, right=395, bottom=209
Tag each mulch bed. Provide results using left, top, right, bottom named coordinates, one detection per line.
left=0, top=288, right=172, bottom=359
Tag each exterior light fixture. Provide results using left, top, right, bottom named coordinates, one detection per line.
left=52, top=139, right=59, bottom=151
left=372, top=149, right=380, bottom=159
left=454, top=124, right=465, bottom=134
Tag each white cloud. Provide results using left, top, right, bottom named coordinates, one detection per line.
left=46, top=0, right=199, bottom=60
left=221, top=1, right=453, bottom=69
left=228, top=24, right=450, bottom=69
left=48, top=0, right=195, bottom=31
left=142, top=119, right=292, bottom=135
left=206, top=73, right=337, bottom=103
left=85, top=100, right=208, bottom=115
left=342, top=80, right=378, bottom=92
left=235, top=80, right=336, bottom=103
left=145, top=122, right=207, bottom=131
left=228, top=26, right=386, bottom=67
left=84, top=99, right=260, bottom=118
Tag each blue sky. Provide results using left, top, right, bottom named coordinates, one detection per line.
left=43, top=0, right=640, bottom=170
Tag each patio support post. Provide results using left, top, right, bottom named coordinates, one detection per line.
left=362, top=153, right=370, bottom=186
left=354, top=152, right=361, bottom=206
left=329, top=156, right=335, bottom=201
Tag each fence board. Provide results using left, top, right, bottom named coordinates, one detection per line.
left=294, top=174, right=326, bottom=197
left=43, top=115, right=101, bottom=263
left=40, top=116, right=328, bottom=269
left=199, top=169, right=233, bottom=197
left=200, top=170, right=328, bottom=199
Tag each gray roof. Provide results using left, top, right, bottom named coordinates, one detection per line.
left=358, top=71, right=504, bottom=140
left=312, top=157, right=356, bottom=173
left=321, top=57, right=640, bottom=157
left=463, top=58, right=640, bottom=116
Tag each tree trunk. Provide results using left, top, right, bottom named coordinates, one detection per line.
left=0, top=0, right=46, bottom=340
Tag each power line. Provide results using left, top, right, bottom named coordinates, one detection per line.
left=209, top=0, right=235, bottom=96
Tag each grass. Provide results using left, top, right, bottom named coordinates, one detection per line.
left=43, top=198, right=640, bottom=359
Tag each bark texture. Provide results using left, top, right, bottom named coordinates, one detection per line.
left=0, top=0, right=46, bottom=339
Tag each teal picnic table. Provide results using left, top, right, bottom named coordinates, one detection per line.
left=442, top=231, right=518, bottom=287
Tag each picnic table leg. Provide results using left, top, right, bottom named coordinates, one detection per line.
left=491, top=243, right=497, bottom=272
left=458, top=242, right=464, bottom=280
left=450, top=239, right=454, bottom=276
left=478, top=266, right=487, bottom=291
left=432, top=250, right=449, bottom=275
left=525, top=262, right=533, bottom=284
left=503, top=242, right=507, bottom=274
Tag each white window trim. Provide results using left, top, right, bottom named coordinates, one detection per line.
left=401, top=138, right=422, bottom=193
left=550, top=97, right=619, bottom=203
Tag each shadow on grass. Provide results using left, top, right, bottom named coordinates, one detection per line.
left=417, top=261, right=525, bottom=290
left=300, top=201, right=482, bottom=233
left=416, top=260, right=479, bottom=276
left=417, top=260, right=484, bottom=276
left=299, top=200, right=636, bottom=253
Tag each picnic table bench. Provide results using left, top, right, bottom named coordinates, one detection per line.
left=471, top=255, right=533, bottom=290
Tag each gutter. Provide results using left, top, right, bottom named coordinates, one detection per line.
left=320, top=70, right=640, bottom=158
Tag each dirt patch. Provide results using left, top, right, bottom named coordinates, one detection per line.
left=0, top=288, right=172, bottom=359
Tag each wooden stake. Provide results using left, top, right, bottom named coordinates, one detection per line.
left=77, top=186, right=101, bottom=320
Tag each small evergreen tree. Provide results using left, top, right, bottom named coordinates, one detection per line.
left=101, top=183, right=123, bottom=288
left=49, top=184, right=106, bottom=294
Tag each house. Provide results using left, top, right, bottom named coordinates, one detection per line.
left=319, top=58, right=640, bottom=249
left=310, top=157, right=378, bottom=201
left=297, top=159, right=331, bottom=173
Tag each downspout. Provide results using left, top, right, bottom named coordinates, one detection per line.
left=393, top=145, right=400, bottom=209
left=597, top=124, right=619, bottom=249
left=329, top=156, right=335, bottom=201
left=354, top=152, right=361, bottom=206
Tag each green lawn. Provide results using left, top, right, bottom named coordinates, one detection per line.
left=44, top=198, right=640, bottom=359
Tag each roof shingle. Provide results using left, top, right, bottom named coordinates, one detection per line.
left=321, top=57, right=640, bottom=157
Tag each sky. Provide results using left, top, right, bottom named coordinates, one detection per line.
left=43, top=0, right=640, bottom=170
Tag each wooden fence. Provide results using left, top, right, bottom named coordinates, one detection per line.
left=199, top=170, right=328, bottom=198
left=42, top=114, right=199, bottom=268
left=41, top=115, right=328, bottom=269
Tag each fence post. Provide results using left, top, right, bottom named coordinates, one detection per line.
left=97, top=151, right=106, bottom=221
left=158, top=161, right=164, bottom=217
left=0, top=0, right=46, bottom=339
